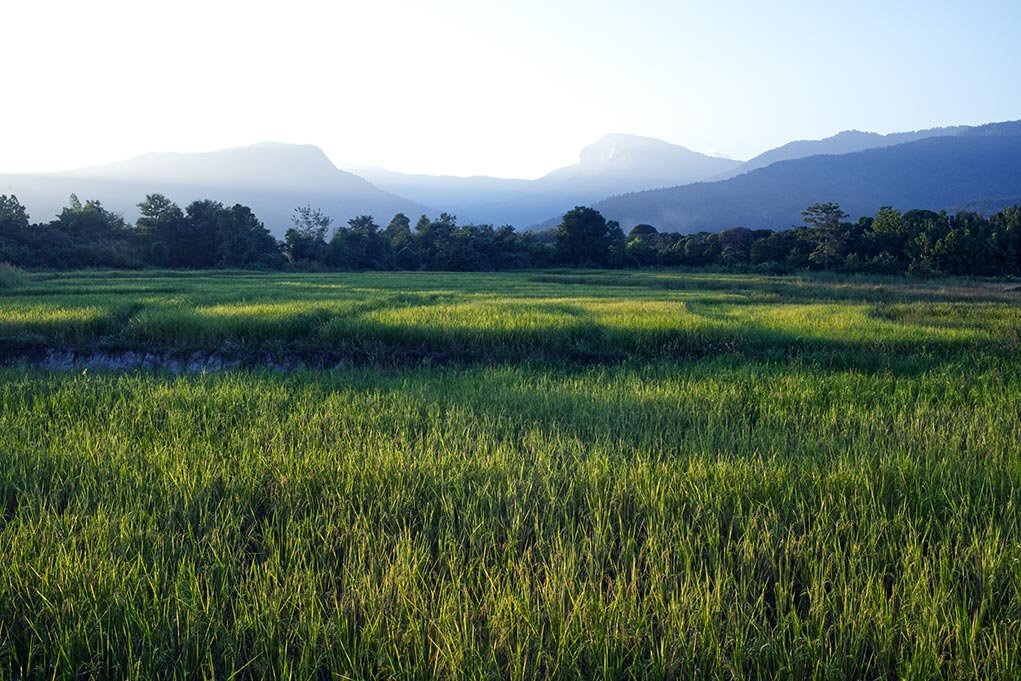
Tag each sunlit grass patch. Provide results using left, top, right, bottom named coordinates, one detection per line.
left=2, top=356, right=1021, bottom=676
left=1, top=270, right=1019, bottom=362
left=0, top=304, right=118, bottom=345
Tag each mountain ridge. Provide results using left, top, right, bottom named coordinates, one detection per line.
left=712, top=125, right=972, bottom=180
left=1, top=142, right=427, bottom=237
left=5, top=121, right=1020, bottom=236
left=352, top=133, right=740, bottom=226
left=588, top=129, right=1021, bottom=232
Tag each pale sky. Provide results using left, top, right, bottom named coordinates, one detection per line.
left=3, top=0, right=1019, bottom=178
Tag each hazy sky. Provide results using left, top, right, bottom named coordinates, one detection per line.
left=3, top=0, right=1019, bottom=178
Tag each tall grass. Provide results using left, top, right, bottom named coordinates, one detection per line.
left=2, top=360, right=1021, bottom=677
left=1, top=270, right=1021, bottom=677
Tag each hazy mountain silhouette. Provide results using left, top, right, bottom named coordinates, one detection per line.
left=540, top=134, right=740, bottom=186
left=0, top=142, right=427, bottom=236
left=589, top=123, right=1021, bottom=231
left=352, top=134, right=740, bottom=227
left=713, top=125, right=970, bottom=180
left=5, top=122, right=1020, bottom=237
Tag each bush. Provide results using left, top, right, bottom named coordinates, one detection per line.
left=0, top=262, right=29, bottom=289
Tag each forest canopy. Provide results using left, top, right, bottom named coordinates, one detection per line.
left=2, top=193, right=1020, bottom=277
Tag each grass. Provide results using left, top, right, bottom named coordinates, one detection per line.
left=2, top=270, right=1021, bottom=678
left=2, top=270, right=1019, bottom=363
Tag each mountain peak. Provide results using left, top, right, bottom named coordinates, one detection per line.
left=588, top=133, right=684, bottom=148
left=59, top=141, right=348, bottom=192
left=830, top=130, right=882, bottom=140
left=9, top=141, right=427, bottom=236
left=579, top=134, right=695, bottom=168
left=543, top=133, right=740, bottom=183
left=245, top=140, right=334, bottom=161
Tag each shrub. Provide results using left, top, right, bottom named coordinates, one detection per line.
left=0, top=262, right=29, bottom=289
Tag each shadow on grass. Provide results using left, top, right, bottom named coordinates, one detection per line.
left=529, top=271, right=1021, bottom=305
left=2, top=270, right=1019, bottom=373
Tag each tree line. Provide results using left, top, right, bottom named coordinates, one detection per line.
left=2, top=193, right=1020, bottom=276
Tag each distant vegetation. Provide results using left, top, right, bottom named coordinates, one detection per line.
left=2, top=192, right=1021, bottom=277
left=0, top=262, right=28, bottom=289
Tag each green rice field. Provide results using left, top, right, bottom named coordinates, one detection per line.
left=2, top=270, right=1021, bottom=678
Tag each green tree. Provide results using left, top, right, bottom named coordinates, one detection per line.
left=180, top=200, right=227, bottom=268
left=218, top=204, right=282, bottom=268
left=346, top=215, right=389, bottom=269
left=384, top=213, right=419, bottom=269
left=0, top=194, right=30, bottom=237
left=992, top=206, right=1021, bottom=274
left=384, top=213, right=413, bottom=250
left=555, top=206, right=611, bottom=266
left=628, top=224, right=659, bottom=240
left=415, top=213, right=457, bottom=269
left=605, top=220, right=627, bottom=268
left=137, top=194, right=183, bottom=229
left=0, top=195, right=32, bottom=264
left=802, top=202, right=848, bottom=270
left=52, top=194, right=129, bottom=241
left=136, top=194, right=185, bottom=266
left=285, top=205, right=330, bottom=264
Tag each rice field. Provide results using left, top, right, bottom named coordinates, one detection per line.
left=2, top=270, right=1021, bottom=678
left=3, top=270, right=1020, bottom=362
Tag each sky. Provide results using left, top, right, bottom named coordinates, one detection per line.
left=2, top=0, right=1020, bottom=179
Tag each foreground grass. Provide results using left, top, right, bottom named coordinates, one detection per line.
left=2, top=271, right=1021, bottom=678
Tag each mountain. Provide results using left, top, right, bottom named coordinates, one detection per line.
left=589, top=123, right=1021, bottom=232
left=540, top=134, right=741, bottom=187
left=713, top=126, right=970, bottom=180
left=0, top=142, right=427, bottom=237
left=351, top=134, right=741, bottom=227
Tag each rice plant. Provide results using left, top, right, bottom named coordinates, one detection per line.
left=1, top=270, right=1020, bottom=678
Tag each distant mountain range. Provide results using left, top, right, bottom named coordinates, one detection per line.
left=588, top=122, right=1021, bottom=231
left=351, top=134, right=740, bottom=227
left=711, top=125, right=970, bottom=181
left=3, top=121, right=1020, bottom=236
left=0, top=143, right=426, bottom=237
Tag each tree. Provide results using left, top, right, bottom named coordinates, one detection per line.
left=683, top=233, right=722, bottom=267
left=992, top=206, right=1021, bottom=273
left=626, top=234, right=657, bottom=267
left=384, top=213, right=413, bottom=251
left=801, top=202, right=848, bottom=270
left=627, top=224, right=658, bottom=240
left=0, top=195, right=32, bottom=265
left=285, top=205, right=330, bottom=264
left=626, top=223, right=662, bottom=266
left=52, top=194, right=128, bottom=241
left=605, top=220, right=627, bottom=268
left=384, top=213, right=419, bottom=269
left=718, top=227, right=756, bottom=264
left=180, top=200, right=227, bottom=268
left=491, top=225, right=534, bottom=269
left=346, top=215, right=389, bottom=269
left=137, top=194, right=183, bottom=228
left=136, top=194, right=185, bottom=266
left=45, top=194, right=140, bottom=267
left=0, top=195, right=30, bottom=237
left=415, top=213, right=457, bottom=269
left=555, top=206, right=611, bottom=266
left=218, top=204, right=282, bottom=268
